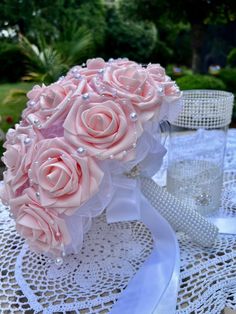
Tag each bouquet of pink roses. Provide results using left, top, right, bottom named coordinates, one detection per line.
left=0, top=58, right=182, bottom=261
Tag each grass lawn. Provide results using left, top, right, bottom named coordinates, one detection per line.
left=0, top=82, right=35, bottom=133
left=0, top=82, right=35, bottom=160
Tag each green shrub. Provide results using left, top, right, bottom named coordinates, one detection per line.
left=227, top=48, right=236, bottom=67
left=166, top=64, right=192, bottom=79
left=176, top=74, right=226, bottom=91
left=218, top=68, right=236, bottom=93
left=103, top=7, right=157, bottom=62
left=78, top=0, right=106, bottom=53
left=0, top=82, right=34, bottom=132
left=0, top=42, right=26, bottom=83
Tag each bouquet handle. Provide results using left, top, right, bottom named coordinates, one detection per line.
left=140, top=176, right=218, bottom=247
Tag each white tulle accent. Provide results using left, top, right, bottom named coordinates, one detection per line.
left=64, top=119, right=168, bottom=254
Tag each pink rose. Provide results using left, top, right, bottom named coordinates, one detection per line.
left=66, top=58, right=106, bottom=83
left=147, top=64, right=181, bottom=98
left=92, top=64, right=162, bottom=122
left=2, top=125, right=42, bottom=193
left=22, top=82, right=72, bottom=128
left=147, top=63, right=167, bottom=83
left=0, top=176, right=15, bottom=207
left=108, top=58, right=138, bottom=68
left=163, top=81, right=181, bottom=98
left=30, top=137, right=104, bottom=215
left=13, top=188, right=71, bottom=256
left=63, top=94, right=143, bottom=161
left=87, top=58, right=106, bottom=70
left=22, top=78, right=92, bottom=130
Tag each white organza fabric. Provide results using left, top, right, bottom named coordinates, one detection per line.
left=0, top=129, right=236, bottom=313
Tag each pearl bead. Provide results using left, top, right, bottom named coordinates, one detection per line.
left=9, top=213, right=14, bottom=218
left=56, top=232, right=60, bottom=237
left=33, top=119, right=41, bottom=128
left=109, top=154, right=114, bottom=159
left=82, top=93, right=89, bottom=100
left=108, top=58, right=114, bottom=62
left=77, top=147, right=86, bottom=155
left=129, top=112, right=138, bottom=121
left=71, top=67, right=78, bottom=73
left=28, top=100, right=36, bottom=107
left=158, top=87, right=164, bottom=94
left=132, top=143, right=137, bottom=148
left=55, top=258, right=63, bottom=266
left=36, top=192, right=40, bottom=198
left=62, top=251, right=66, bottom=257
left=24, top=137, right=31, bottom=145
left=74, top=72, right=81, bottom=79
left=98, top=68, right=104, bottom=74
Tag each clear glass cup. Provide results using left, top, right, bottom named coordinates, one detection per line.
left=166, top=90, right=234, bottom=216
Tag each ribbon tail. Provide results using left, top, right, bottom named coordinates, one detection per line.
left=106, top=177, right=140, bottom=223
left=209, top=217, right=236, bottom=234
left=110, top=194, right=180, bottom=314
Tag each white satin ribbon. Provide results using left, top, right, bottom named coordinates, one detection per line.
left=106, top=175, right=141, bottom=223
left=209, top=217, right=236, bottom=234
left=109, top=192, right=180, bottom=314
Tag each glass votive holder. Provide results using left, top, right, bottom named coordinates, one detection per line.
left=166, top=90, right=234, bottom=216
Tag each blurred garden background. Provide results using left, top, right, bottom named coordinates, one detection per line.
left=0, top=0, right=236, bottom=157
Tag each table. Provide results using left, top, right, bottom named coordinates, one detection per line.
left=0, top=130, right=236, bottom=314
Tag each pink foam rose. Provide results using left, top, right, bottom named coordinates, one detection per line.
left=13, top=188, right=71, bottom=256
left=22, top=84, right=47, bottom=119
left=146, top=63, right=167, bottom=83
left=93, top=64, right=162, bottom=122
left=30, top=137, right=104, bottom=215
left=2, top=125, right=42, bottom=193
left=109, top=58, right=138, bottom=68
left=0, top=176, right=15, bottom=207
left=66, top=58, right=106, bottom=83
left=22, top=82, right=72, bottom=128
left=22, top=78, right=93, bottom=129
left=63, top=94, right=143, bottom=161
left=162, top=81, right=181, bottom=98
left=87, top=58, right=106, bottom=70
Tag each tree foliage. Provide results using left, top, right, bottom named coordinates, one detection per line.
left=120, top=0, right=236, bottom=72
left=103, top=7, right=157, bottom=62
left=0, top=0, right=106, bottom=54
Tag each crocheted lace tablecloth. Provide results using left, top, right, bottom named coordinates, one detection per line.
left=1, top=129, right=236, bottom=314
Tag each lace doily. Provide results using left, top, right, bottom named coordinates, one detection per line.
left=0, top=129, right=236, bottom=313
left=0, top=210, right=154, bottom=313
